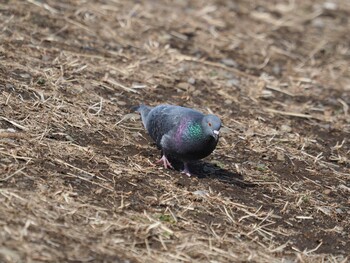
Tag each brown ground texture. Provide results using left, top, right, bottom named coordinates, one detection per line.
left=0, top=0, right=350, bottom=262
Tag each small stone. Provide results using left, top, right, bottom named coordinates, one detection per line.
left=1, top=158, right=12, bottom=164
left=335, top=208, right=344, bottom=214
left=177, top=65, right=189, bottom=73
left=261, top=89, right=274, bottom=98
left=188, top=85, right=195, bottom=92
left=221, top=58, right=238, bottom=67
left=272, top=64, right=281, bottom=75
left=42, top=55, right=51, bottom=61
left=19, top=73, right=31, bottom=79
left=65, top=135, right=75, bottom=142
left=318, top=206, right=331, bottom=215
left=312, top=18, right=325, bottom=28
left=226, top=78, right=240, bottom=87
left=224, top=99, right=233, bottom=105
left=193, top=90, right=201, bottom=96
left=177, top=82, right=191, bottom=91
left=323, top=2, right=337, bottom=10
left=323, top=189, right=332, bottom=195
left=117, top=101, right=127, bottom=106
left=338, top=184, right=350, bottom=192
left=132, top=83, right=146, bottom=89
left=276, top=152, right=285, bottom=161
left=262, top=155, right=269, bottom=160
left=193, top=190, right=209, bottom=197
left=187, top=77, right=196, bottom=85
left=281, top=124, right=292, bottom=133
left=5, top=83, right=14, bottom=89
left=224, top=72, right=234, bottom=79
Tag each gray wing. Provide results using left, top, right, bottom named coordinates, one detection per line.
left=145, top=105, right=203, bottom=149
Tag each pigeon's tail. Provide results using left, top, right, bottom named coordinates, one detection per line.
left=131, top=104, right=152, bottom=128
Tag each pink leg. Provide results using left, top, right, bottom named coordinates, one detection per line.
left=156, top=155, right=174, bottom=169
left=181, top=162, right=191, bottom=177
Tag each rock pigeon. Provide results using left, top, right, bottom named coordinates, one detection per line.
left=133, top=104, right=221, bottom=176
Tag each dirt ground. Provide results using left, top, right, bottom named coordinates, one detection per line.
left=0, top=0, right=349, bottom=262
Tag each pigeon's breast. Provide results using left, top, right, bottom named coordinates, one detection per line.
left=177, top=134, right=218, bottom=161
left=170, top=120, right=218, bottom=161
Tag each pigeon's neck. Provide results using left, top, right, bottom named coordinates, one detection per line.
left=187, top=122, right=203, bottom=139
left=175, top=118, right=203, bottom=145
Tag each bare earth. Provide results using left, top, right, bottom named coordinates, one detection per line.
left=0, top=0, right=349, bottom=262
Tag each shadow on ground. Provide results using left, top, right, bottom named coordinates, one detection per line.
left=168, top=157, right=256, bottom=188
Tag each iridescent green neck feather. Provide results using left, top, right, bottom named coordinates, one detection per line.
left=187, top=123, right=203, bottom=139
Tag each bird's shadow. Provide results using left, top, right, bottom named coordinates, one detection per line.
left=169, top=158, right=256, bottom=189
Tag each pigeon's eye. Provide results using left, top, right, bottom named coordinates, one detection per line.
left=208, top=122, right=212, bottom=127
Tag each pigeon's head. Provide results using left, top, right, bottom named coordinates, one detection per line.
left=202, top=114, right=221, bottom=140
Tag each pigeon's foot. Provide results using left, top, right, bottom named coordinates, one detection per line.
left=156, top=155, right=174, bottom=169
left=181, top=163, right=192, bottom=177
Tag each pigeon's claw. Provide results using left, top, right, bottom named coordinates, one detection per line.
left=181, top=163, right=192, bottom=177
left=156, top=155, right=174, bottom=169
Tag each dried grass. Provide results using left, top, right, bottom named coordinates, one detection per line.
left=0, top=0, right=349, bottom=262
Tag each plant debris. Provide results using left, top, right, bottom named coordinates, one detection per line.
left=0, top=0, right=349, bottom=262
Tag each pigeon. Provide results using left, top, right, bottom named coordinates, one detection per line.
left=133, top=104, right=221, bottom=176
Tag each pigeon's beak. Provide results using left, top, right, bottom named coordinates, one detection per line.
left=213, top=130, right=220, bottom=139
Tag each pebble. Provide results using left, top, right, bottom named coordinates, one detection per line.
left=177, top=82, right=192, bottom=91
left=6, top=83, right=14, bottom=89
left=6, top=128, right=16, bottom=133
left=312, top=18, right=325, bottom=28
left=323, top=189, right=332, bottom=195
left=276, top=152, right=285, bottom=161
left=42, top=55, right=51, bottom=61
left=117, top=101, right=127, bottom=106
left=221, top=58, right=238, bottom=67
left=226, top=78, right=240, bottom=87
left=338, top=184, right=350, bottom=192
left=193, top=90, right=201, bottom=96
left=224, top=99, right=233, bottom=105
left=187, top=77, right=196, bottom=85
left=272, top=64, right=281, bottom=75
left=193, top=190, right=209, bottom=197
left=323, top=2, right=337, bottom=10
left=19, top=73, right=31, bottom=79
left=261, top=89, right=274, bottom=98
left=281, top=124, right=292, bottom=133
left=318, top=206, right=331, bottom=215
